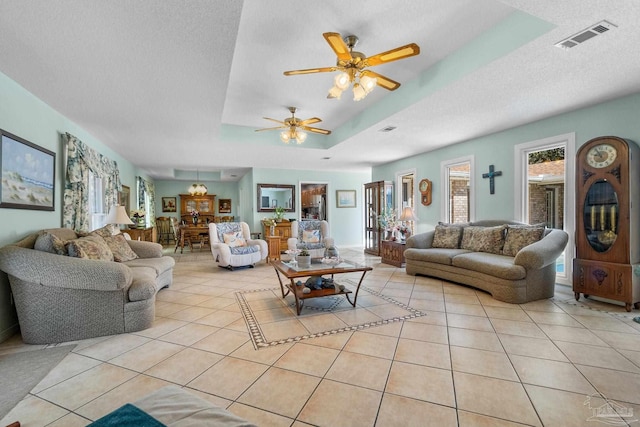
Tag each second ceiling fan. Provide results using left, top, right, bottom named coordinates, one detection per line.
left=284, top=32, right=420, bottom=101
left=255, top=107, right=331, bottom=144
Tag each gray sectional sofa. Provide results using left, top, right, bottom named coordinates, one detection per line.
left=0, top=228, right=175, bottom=344
left=404, top=220, right=568, bottom=304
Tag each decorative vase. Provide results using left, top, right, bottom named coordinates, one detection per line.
left=298, top=255, right=311, bottom=268
left=137, top=217, right=145, bottom=229
left=192, top=216, right=198, bottom=226
left=324, top=246, right=339, bottom=259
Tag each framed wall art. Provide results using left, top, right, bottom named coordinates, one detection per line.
left=119, top=185, right=131, bottom=215
left=219, top=198, right=231, bottom=213
left=0, top=129, right=55, bottom=211
left=162, top=196, right=177, bottom=212
left=336, top=190, right=357, bottom=208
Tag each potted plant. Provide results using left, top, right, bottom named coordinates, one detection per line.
left=297, top=247, right=311, bottom=268
left=274, top=206, right=285, bottom=222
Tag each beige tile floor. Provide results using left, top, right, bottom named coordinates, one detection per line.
left=2, top=247, right=640, bottom=426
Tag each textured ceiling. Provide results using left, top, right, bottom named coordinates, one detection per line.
left=1, top=0, right=639, bottom=181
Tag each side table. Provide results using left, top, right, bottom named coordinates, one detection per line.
left=381, top=240, right=406, bottom=267
left=267, top=236, right=281, bottom=263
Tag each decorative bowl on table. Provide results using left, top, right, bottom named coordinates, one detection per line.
left=321, top=257, right=341, bottom=266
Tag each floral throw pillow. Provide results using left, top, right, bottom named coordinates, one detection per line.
left=34, top=231, right=68, bottom=255
left=502, top=225, right=545, bottom=256
left=66, top=235, right=114, bottom=261
left=431, top=224, right=464, bottom=249
left=460, top=225, right=507, bottom=255
left=224, top=232, right=247, bottom=248
left=102, top=234, right=139, bottom=262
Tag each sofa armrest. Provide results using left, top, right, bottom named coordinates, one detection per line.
left=127, top=240, right=163, bottom=258
left=406, top=231, right=435, bottom=249
left=514, top=229, right=569, bottom=270
left=0, top=246, right=132, bottom=291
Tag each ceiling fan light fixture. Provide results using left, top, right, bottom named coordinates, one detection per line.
left=327, top=85, right=343, bottom=99
left=280, top=130, right=291, bottom=143
left=360, top=74, right=377, bottom=93
left=353, top=83, right=367, bottom=101
left=334, top=72, right=350, bottom=90
left=295, top=130, right=307, bottom=144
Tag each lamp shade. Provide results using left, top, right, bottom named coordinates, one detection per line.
left=399, top=207, right=419, bottom=222
left=105, top=205, right=134, bottom=225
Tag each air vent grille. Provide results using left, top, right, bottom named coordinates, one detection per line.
left=555, top=20, right=616, bottom=50
left=379, top=126, right=397, bottom=132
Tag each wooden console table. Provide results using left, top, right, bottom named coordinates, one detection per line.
left=381, top=240, right=406, bottom=267
left=126, top=227, right=153, bottom=242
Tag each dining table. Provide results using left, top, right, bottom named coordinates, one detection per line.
left=175, top=224, right=210, bottom=253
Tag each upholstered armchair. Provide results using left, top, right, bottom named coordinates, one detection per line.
left=287, top=220, right=335, bottom=258
left=208, top=222, right=267, bottom=269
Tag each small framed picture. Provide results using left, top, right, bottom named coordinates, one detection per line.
left=219, top=198, right=231, bottom=213
left=1, top=129, right=55, bottom=211
left=336, top=190, right=357, bottom=208
left=162, top=197, right=177, bottom=212
left=271, top=199, right=278, bottom=208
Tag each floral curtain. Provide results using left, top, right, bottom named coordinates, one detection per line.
left=137, top=176, right=156, bottom=227
left=62, top=133, right=121, bottom=231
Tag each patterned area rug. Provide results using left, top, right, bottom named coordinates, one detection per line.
left=236, top=281, right=426, bottom=349
left=552, top=294, right=640, bottom=321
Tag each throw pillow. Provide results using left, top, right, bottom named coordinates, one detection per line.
left=66, top=235, right=114, bottom=261
left=502, top=225, right=545, bottom=256
left=90, top=225, right=114, bottom=239
left=460, top=225, right=507, bottom=255
left=102, top=234, right=139, bottom=262
left=223, top=232, right=247, bottom=247
left=34, top=231, right=68, bottom=255
left=432, top=224, right=464, bottom=249
left=302, top=229, right=321, bottom=243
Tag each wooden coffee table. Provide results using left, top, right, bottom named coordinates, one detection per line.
left=271, top=259, right=373, bottom=315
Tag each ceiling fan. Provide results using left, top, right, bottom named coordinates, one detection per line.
left=284, top=32, right=420, bottom=101
left=255, top=106, right=331, bottom=144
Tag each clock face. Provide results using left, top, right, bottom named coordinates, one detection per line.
left=586, top=144, right=618, bottom=168
left=419, top=179, right=429, bottom=193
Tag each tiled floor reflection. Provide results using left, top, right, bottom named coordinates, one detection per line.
left=2, top=246, right=640, bottom=426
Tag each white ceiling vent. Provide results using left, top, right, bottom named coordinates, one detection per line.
left=555, top=20, right=617, bottom=50
left=379, top=126, right=397, bottom=132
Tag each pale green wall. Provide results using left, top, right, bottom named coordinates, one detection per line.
left=250, top=168, right=371, bottom=247
left=0, top=71, right=151, bottom=341
left=373, top=92, right=640, bottom=234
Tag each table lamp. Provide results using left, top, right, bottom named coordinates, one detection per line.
left=399, top=207, right=419, bottom=241
left=105, top=204, right=134, bottom=234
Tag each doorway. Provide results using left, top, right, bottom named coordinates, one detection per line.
left=515, top=133, right=575, bottom=285
left=300, top=182, right=328, bottom=221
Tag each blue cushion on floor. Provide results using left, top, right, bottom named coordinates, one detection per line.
left=89, top=403, right=165, bottom=427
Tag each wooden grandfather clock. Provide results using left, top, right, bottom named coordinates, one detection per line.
left=573, top=136, right=640, bottom=311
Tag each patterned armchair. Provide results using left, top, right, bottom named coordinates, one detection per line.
left=208, top=222, right=267, bottom=269
left=287, top=220, right=335, bottom=258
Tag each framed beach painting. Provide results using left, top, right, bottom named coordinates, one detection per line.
left=336, top=190, right=357, bottom=208
left=0, top=129, right=55, bottom=211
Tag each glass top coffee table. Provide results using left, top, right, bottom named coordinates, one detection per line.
left=271, top=258, right=373, bottom=315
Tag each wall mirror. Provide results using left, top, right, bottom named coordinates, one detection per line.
left=257, top=184, right=295, bottom=212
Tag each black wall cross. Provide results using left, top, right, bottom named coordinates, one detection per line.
left=482, top=164, right=502, bottom=194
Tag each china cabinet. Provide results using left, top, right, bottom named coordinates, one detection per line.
left=364, top=181, right=393, bottom=256
left=573, top=136, right=640, bottom=311
left=180, top=194, right=215, bottom=215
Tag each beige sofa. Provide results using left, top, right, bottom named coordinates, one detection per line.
left=404, top=220, right=568, bottom=304
left=0, top=228, right=175, bottom=344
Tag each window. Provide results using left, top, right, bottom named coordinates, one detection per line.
left=88, top=171, right=107, bottom=231
left=441, top=155, right=474, bottom=223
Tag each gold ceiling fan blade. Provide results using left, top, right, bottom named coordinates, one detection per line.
left=361, top=70, right=401, bottom=91
left=301, top=126, right=331, bottom=135
left=284, top=66, right=338, bottom=76
left=363, top=43, right=420, bottom=67
left=323, top=32, right=352, bottom=61
left=261, top=117, right=286, bottom=125
left=255, top=126, right=287, bottom=132
left=299, top=117, right=322, bottom=126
